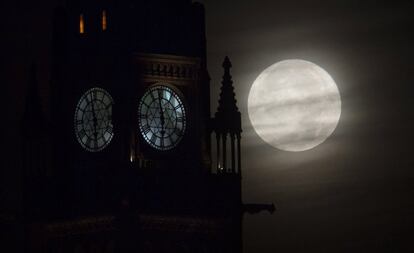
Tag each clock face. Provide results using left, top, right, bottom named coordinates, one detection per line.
left=74, top=87, right=114, bottom=152
left=138, top=85, right=186, bottom=151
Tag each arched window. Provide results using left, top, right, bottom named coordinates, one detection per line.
left=101, top=10, right=107, bottom=31
left=79, top=14, right=85, bottom=34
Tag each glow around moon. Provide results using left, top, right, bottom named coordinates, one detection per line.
left=248, top=59, right=341, bottom=152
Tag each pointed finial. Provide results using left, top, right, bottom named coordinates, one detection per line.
left=221, top=56, right=233, bottom=88
left=223, top=56, right=232, bottom=69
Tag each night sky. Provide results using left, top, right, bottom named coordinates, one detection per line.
left=4, top=0, right=414, bottom=252
left=203, top=1, right=414, bottom=251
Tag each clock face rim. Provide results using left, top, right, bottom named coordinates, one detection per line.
left=138, top=83, right=187, bottom=151
left=74, top=87, right=114, bottom=152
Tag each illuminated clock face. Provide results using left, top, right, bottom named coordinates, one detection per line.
left=138, top=85, right=186, bottom=151
left=74, top=87, right=114, bottom=152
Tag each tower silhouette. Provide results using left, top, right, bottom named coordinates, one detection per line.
left=6, top=1, right=250, bottom=253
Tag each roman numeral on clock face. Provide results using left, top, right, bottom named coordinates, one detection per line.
left=86, top=138, right=92, bottom=148
left=142, top=124, right=151, bottom=134
left=150, top=134, right=157, bottom=144
left=176, top=116, right=184, bottom=122
left=79, top=129, right=86, bottom=138
left=92, top=89, right=97, bottom=99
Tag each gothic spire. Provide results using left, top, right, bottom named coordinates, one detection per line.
left=215, top=56, right=241, bottom=133
left=212, top=56, right=242, bottom=175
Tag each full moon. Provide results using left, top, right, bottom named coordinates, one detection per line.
left=248, top=59, right=341, bottom=152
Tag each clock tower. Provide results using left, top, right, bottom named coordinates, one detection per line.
left=13, top=0, right=254, bottom=252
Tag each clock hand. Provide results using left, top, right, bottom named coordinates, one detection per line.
left=158, top=89, right=165, bottom=136
left=91, top=93, right=98, bottom=142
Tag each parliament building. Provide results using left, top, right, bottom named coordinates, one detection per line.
left=2, top=1, right=273, bottom=252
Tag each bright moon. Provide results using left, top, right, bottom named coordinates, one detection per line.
left=248, top=59, right=341, bottom=152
